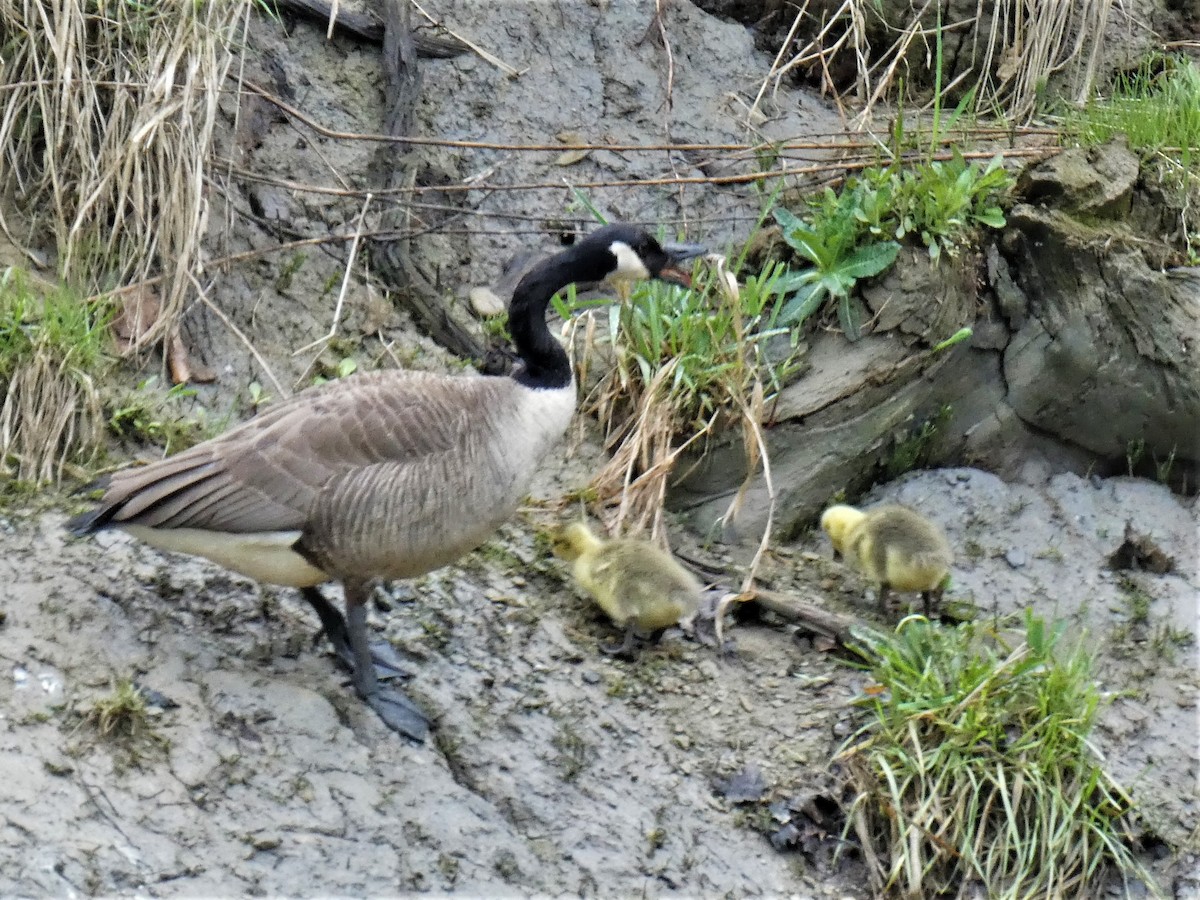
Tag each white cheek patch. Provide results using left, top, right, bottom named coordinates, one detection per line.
left=609, top=240, right=651, bottom=279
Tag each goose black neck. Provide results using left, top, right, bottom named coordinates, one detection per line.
left=509, top=247, right=606, bottom=390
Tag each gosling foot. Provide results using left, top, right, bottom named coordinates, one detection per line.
left=600, top=624, right=641, bottom=660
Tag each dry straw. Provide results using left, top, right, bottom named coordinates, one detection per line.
left=0, top=0, right=250, bottom=346
left=754, top=0, right=1118, bottom=124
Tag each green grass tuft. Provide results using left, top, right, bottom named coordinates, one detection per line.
left=0, top=267, right=111, bottom=484
left=107, top=377, right=221, bottom=457
left=1065, top=56, right=1200, bottom=160
left=838, top=611, right=1157, bottom=899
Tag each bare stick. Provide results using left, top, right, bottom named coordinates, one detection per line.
left=326, top=0, right=340, bottom=39
left=408, top=0, right=521, bottom=77
left=293, top=192, right=373, bottom=356
left=748, top=0, right=809, bottom=123
left=215, top=146, right=1054, bottom=197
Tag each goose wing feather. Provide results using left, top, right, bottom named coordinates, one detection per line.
left=88, top=371, right=521, bottom=535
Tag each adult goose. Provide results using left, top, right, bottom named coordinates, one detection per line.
left=69, top=225, right=704, bottom=741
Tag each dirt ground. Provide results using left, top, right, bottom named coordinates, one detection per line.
left=1, top=1, right=1197, bottom=896
left=1, top=455, right=1196, bottom=897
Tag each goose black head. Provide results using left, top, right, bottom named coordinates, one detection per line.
left=578, top=224, right=707, bottom=288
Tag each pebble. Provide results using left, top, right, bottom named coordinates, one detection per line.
left=468, top=286, right=506, bottom=317
left=1005, top=548, right=1027, bottom=568
left=696, top=659, right=720, bottom=680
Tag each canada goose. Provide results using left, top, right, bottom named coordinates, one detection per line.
left=69, top=224, right=705, bottom=741
left=820, top=504, right=952, bottom=617
left=551, top=521, right=703, bottom=657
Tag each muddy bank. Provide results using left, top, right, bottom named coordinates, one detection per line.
left=1, top=462, right=1196, bottom=896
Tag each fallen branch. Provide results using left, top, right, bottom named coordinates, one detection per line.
left=271, top=0, right=466, bottom=57
left=369, top=0, right=483, bottom=361
left=746, top=588, right=858, bottom=646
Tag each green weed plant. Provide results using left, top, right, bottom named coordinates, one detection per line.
left=773, top=153, right=1011, bottom=340
left=0, top=267, right=110, bottom=483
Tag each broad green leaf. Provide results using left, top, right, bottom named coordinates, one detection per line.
left=772, top=206, right=803, bottom=232
left=976, top=208, right=1007, bottom=228
left=837, top=240, right=901, bottom=279
left=778, top=281, right=826, bottom=326
left=772, top=269, right=813, bottom=295
left=838, top=294, right=861, bottom=341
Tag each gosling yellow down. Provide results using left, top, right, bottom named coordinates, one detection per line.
left=551, top=522, right=702, bottom=656
left=820, top=504, right=952, bottom=617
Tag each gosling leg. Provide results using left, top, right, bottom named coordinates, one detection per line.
left=343, top=581, right=431, bottom=741
left=922, top=585, right=944, bottom=618
left=301, top=586, right=410, bottom=679
left=877, top=584, right=893, bottom=617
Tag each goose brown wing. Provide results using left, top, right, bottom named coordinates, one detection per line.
left=82, top=371, right=518, bottom=534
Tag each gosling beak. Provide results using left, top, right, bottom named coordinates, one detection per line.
left=658, top=241, right=707, bottom=288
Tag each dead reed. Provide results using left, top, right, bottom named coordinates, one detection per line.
left=754, top=0, right=1117, bottom=125
left=0, top=0, right=251, bottom=347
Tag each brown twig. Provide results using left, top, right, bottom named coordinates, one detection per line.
left=187, top=273, right=289, bottom=400
left=214, top=145, right=1056, bottom=198
left=293, top=192, right=373, bottom=356
left=408, top=0, right=521, bottom=76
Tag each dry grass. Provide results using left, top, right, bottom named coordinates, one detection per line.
left=0, top=0, right=251, bottom=347
left=0, top=347, right=103, bottom=484
left=754, top=0, right=1119, bottom=125
left=0, top=268, right=108, bottom=485
left=565, top=256, right=787, bottom=586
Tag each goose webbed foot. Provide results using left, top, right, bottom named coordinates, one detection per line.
left=346, top=595, right=432, bottom=742
left=361, top=685, right=432, bottom=742
left=301, top=586, right=411, bottom=681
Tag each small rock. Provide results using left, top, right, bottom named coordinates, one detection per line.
left=769, top=822, right=800, bottom=849
left=1005, top=549, right=1027, bottom=569
left=468, top=286, right=507, bottom=318
left=714, top=764, right=766, bottom=802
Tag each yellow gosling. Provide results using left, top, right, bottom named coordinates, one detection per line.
left=551, top=522, right=702, bottom=656
left=820, top=504, right=952, bottom=617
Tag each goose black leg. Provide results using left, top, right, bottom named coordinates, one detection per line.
left=344, top=581, right=431, bottom=741
left=300, top=586, right=410, bottom=679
